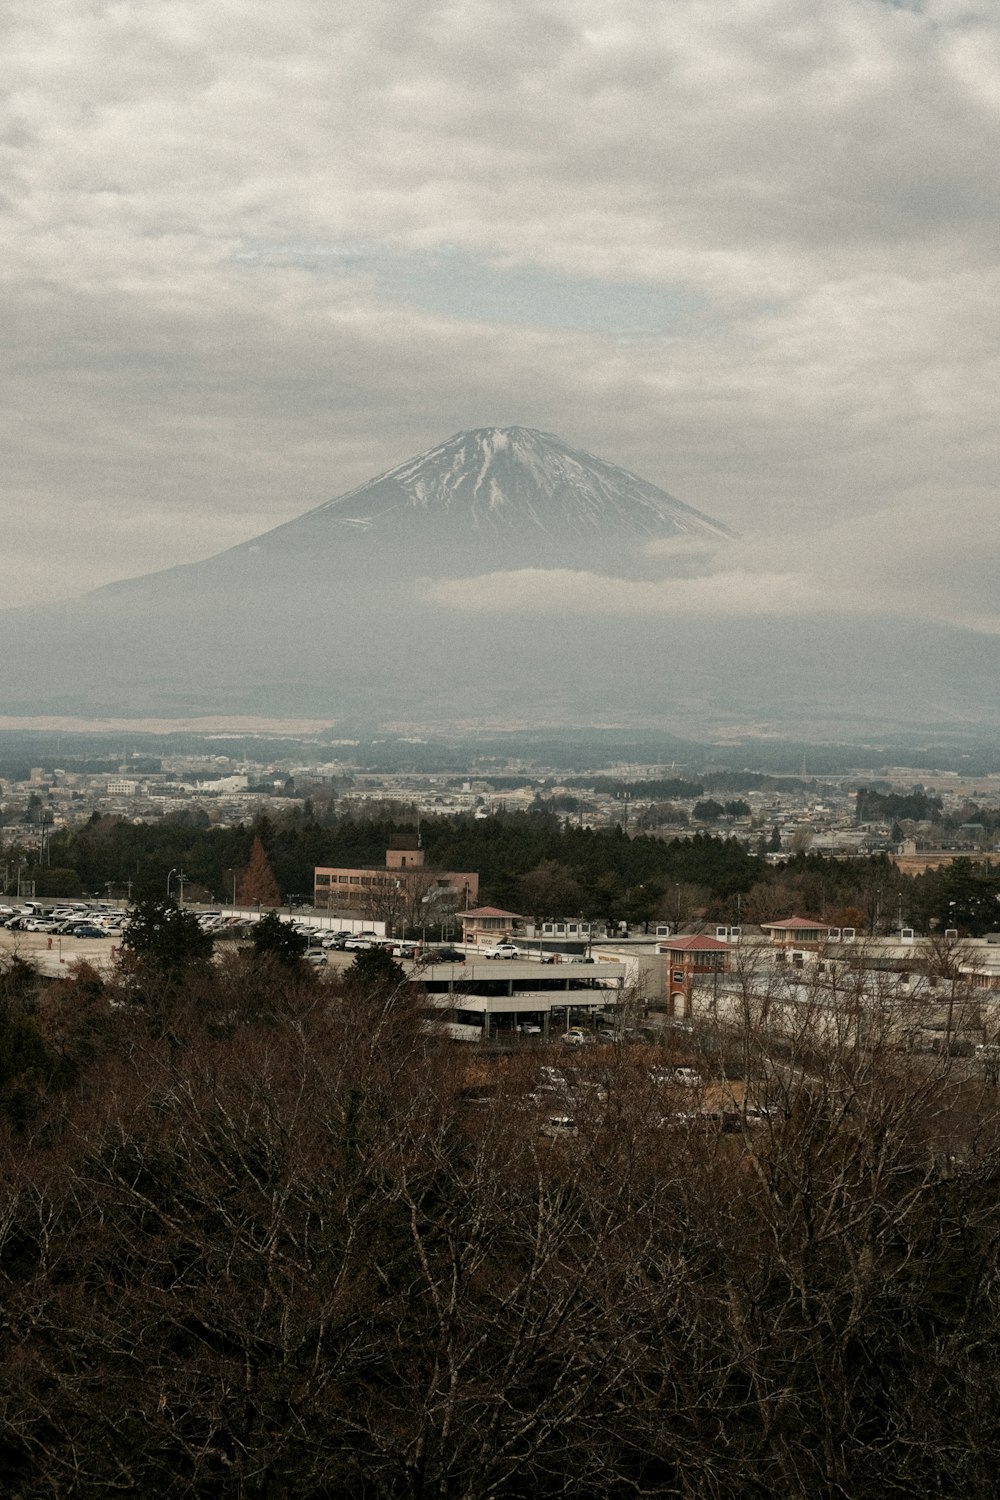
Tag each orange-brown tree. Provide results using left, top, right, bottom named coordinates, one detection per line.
left=236, top=835, right=281, bottom=907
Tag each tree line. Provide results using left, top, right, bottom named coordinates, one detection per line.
left=8, top=806, right=1000, bottom=934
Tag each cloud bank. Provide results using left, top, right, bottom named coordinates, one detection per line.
left=424, top=494, right=1000, bottom=633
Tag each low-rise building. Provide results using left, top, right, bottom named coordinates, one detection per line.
left=657, top=934, right=733, bottom=1017
left=418, top=956, right=628, bottom=1041
left=314, top=845, right=479, bottom=922
left=459, top=906, right=524, bottom=949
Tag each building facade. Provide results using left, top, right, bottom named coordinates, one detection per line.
left=314, top=846, right=478, bottom=924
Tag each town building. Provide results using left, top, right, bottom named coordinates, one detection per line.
left=314, top=845, right=479, bottom=922
left=657, top=934, right=733, bottom=1017
left=458, top=905, right=525, bottom=949
left=418, top=955, right=628, bottom=1041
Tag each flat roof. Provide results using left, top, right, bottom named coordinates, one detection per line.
left=426, top=990, right=614, bottom=1015
left=413, top=959, right=627, bottom=982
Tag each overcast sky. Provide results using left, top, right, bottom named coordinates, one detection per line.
left=3, top=0, right=998, bottom=629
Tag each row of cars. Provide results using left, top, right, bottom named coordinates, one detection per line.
left=286, top=925, right=469, bottom=964
left=174, top=915, right=473, bottom=967
left=0, top=904, right=124, bottom=939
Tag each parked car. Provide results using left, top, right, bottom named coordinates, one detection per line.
left=321, top=931, right=354, bottom=948
left=673, top=1068, right=703, bottom=1087
left=539, top=1115, right=578, bottom=1138
left=303, top=950, right=327, bottom=966
left=421, top=947, right=466, bottom=964
left=343, top=932, right=380, bottom=950
left=561, top=1027, right=595, bottom=1047
left=481, top=942, right=522, bottom=960
left=72, top=925, right=108, bottom=939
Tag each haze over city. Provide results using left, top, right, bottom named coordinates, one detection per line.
left=3, top=0, right=997, bottom=688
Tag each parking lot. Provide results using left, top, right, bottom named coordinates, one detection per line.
left=0, top=923, right=372, bottom=980
left=0, top=924, right=121, bottom=976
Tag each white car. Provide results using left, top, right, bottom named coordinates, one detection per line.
left=673, top=1068, right=703, bottom=1087
left=481, top=942, right=521, bottom=960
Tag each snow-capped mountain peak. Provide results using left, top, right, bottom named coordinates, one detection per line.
left=302, top=426, right=736, bottom=543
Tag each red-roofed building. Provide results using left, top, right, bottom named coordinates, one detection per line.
left=656, top=934, right=732, bottom=1017
left=459, top=906, right=525, bottom=948
left=759, top=916, right=833, bottom=949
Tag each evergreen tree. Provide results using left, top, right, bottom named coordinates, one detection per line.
left=121, top=894, right=213, bottom=978
left=345, top=945, right=406, bottom=994
left=252, top=911, right=308, bottom=966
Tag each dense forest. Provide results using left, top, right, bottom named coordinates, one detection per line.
left=1, top=924, right=1000, bottom=1495
left=7, top=806, right=1000, bottom=934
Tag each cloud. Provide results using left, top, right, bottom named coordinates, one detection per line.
left=422, top=490, right=1000, bottom=633
left=1, top=0, right=998, bottom=620
left=424, top=564, right=834, bottom=617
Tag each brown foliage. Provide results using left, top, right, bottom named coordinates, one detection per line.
left=1, top=960, right=1000, bottom=1496
left=236, top=835, right=281, bottom=908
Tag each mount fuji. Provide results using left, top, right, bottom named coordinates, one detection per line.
left=242, top=426, right=735, bottom=555
left=0, top=426, right=997, bottom=736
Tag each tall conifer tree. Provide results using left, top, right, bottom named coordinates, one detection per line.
left=237, top=836, right=281, bottom=907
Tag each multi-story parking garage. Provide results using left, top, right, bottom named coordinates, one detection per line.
left=414, top=957, right=629, bottom=1041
